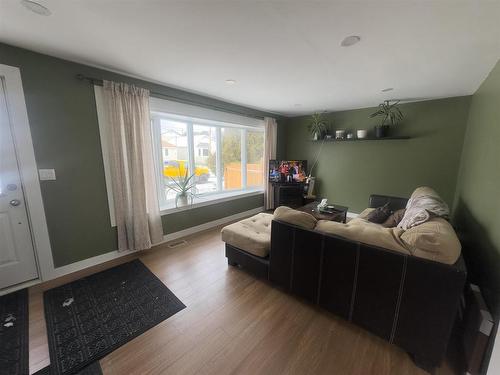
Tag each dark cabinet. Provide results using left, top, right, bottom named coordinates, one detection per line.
left=273, top=183, right=304, bottom=209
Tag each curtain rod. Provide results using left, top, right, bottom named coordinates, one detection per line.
left=76, top=74, right=265, bottom=120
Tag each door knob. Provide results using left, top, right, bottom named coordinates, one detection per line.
left=9, top=199, right=21, bottom=207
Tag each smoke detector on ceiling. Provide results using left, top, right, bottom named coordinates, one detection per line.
left=340, top=35, right=361, bottom=47
left=20, top=0, right=51, bottom=16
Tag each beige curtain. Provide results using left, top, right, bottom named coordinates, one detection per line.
left=264, top=117, right=277, bottom=210
left=103, top=81, right=163, bottom=251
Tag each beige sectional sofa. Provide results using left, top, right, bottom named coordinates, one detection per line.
left=222, top=186, right=461, bottom=265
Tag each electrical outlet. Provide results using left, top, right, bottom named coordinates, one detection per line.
left=39, top=169, right=56, bottom=181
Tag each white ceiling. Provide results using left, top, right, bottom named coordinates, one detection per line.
left=1, top=0, right=500, bottom=116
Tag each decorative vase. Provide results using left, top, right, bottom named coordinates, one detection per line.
left=175, top=193, right=189, bottom=208
left=375, top=125, right=389, bottom=138
left=357, top=129, right=368, bottom=139
left=313, top=132, right=319, bottom=141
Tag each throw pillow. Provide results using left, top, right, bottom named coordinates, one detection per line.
left=400, top=217, right=461, bottom=264
left=366, top=203, right=391, bottom=224
left=382, top=209, right=406, bottom=228
left=357, top=208, right=375, bottom=219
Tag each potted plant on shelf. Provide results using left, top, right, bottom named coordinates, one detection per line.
left=369, top=100, right=404, bottom=138
left=308, top=112, right=328, bottom=140
left=167, top=170, right=197, bottom=208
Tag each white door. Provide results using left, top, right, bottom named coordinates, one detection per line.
left=0, top=78, right=38, bottom=289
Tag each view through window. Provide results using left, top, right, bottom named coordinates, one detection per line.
left=151, top=114, right=264, bottom=209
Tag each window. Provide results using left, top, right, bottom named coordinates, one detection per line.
left=157, top=119, right=189, bottom=202
left=221, top=127, right=242, bottom=190
left=192, top=124, right=217, bottom=195
left=150, top=99, right=265, bottom=211
left=246, top=130, right=264, bottom=188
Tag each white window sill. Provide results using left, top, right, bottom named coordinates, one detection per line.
left=160, top=189, right=264, bottom=215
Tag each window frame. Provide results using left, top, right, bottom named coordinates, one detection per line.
left=151, top=111, right=265, bottom=213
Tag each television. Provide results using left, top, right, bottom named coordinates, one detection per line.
left=269, top=160, right=307, bottom=183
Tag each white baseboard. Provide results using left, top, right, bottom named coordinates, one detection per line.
left=0, top=279, right=41, bottom=296
left=42, top=207, right=264, bottom=282
left=46, top=248, right=141, bottom=281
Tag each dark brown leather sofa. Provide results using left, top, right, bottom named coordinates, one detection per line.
left=225, top=195, right=467, bottom=370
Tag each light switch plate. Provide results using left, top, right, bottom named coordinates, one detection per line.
left=39, top=169, right=56, bottom=181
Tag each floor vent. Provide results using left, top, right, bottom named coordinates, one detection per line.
left=167, top=240, right=188, bottom=249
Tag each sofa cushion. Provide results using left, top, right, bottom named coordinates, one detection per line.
left=315, top=218, right=410, bottom=255
left=382, top=209, right=406, bottom=228
left=410, top=186, right=441, bottom=200
left=358, top=208, right=375, bottom=219
left=273, top=206, right=317, bottom=230
left=366, top=203, right=392, bottom=224
left=400, top=217, right=461, bottom=264
left=221, top=213, right=273, bottom=258
left=398, top=186, right=450, bottom=229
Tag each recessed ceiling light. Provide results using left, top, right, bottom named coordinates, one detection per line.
left=381, top=87, right=394, bottom=92
left=20, top=0, right=51, bottom=16
left=340, top=35, right=361, bottom=47
left=225, top=79, right=236, bottom=85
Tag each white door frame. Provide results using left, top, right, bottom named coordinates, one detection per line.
left=0, top=64, right=53, bottom=289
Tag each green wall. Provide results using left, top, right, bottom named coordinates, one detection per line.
left=285, top=96, right=471, bottom=212
left=162, top=194, right=263, bottom=234
left=0, top=43, right=283, bottom=267
left=454, top=60, right=500, bottom=319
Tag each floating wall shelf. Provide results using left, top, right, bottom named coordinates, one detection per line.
left=311, top=136, right=411, bottom=142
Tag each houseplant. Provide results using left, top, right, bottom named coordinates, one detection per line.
left=307, top=112, right=328, bottom=140
left=167, top=170, right=197, bottom=207
left=369, top=100, right=404, bottom=138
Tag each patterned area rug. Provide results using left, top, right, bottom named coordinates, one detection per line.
left=0, top=289, right=28, bottom=375
left=44, top=259, right=185, bottom=375
left=34, top=361, right=102, bottom=375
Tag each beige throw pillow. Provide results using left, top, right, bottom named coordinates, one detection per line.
left=273, top=206, right=317, bottom=230
left=357, top=208, right=375, bottom=219
left=382, top=209, right=406, bottom=228
left=400, top=217, right=461, bottom=264
left=410, top=186, right=441, bottom=200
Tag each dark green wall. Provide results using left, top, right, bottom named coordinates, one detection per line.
left=285, top=96, right=471, bottom=212
left=162, top=194, right=263, bottom=234
left=454, top=60, right=500, bottom=319
left=0, top=43, right=283, bottom=267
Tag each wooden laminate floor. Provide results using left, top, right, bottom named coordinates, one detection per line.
left=28, top=227, right=458, bottom=375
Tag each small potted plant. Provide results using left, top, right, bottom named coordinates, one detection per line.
left=308, top=112, right=328, bottom=140
left=369, top=100, right=404, bottom=138
left=167, top=170, right=197, bottom=208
